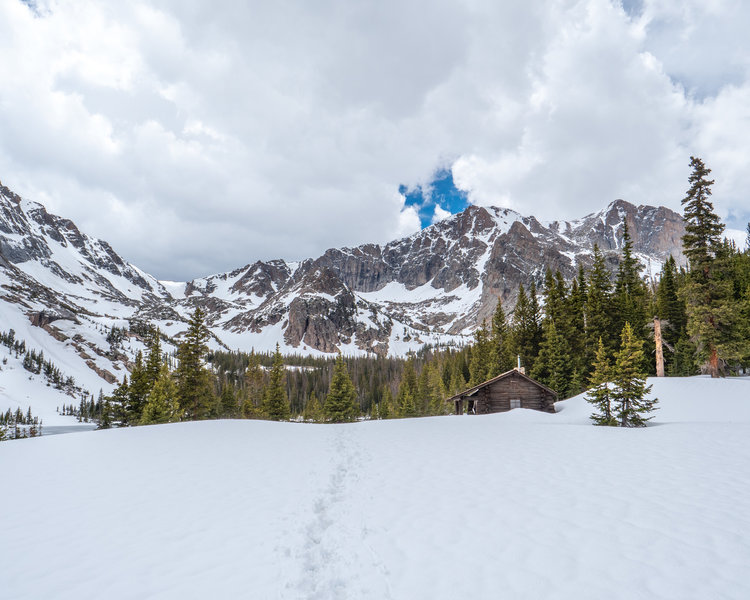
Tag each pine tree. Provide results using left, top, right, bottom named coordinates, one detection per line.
left=681, top=156, right=725, bottom=271
left=656, top=256, right=687, bottom=349
left=144, top=328, right=163, bottom=389
left=670, top=332, right=699, bottom=376
left=379, top=386, right=393, bottom=419
left=323, top=354, right=359, bottom=423
left=127, top=351, right=149, bottom=424
left=303, top=392, right=323, bottom=422
left=586, top=244, right=614, bottom=353
left=448, top=359, right=466, bottom=395
left=512, top=283, right=541, bottom=372
left=263, top=344, right=290, bottom=421
left=175, top=307, right=215, bottom=419
left=585, top=338, right=616, bottom=426
left=424, top=360, right=447, bottom=415
left=219, top=382, right=238, bottom=418
left=469, top=320, right=493, bottom=385
left=242, top=350, right=265, bottom=418
left=530, top=319, right=571, bottom=396
left=109, top=376, right=130, bottom=426
left=490, top=297, right=514, bottom=377
left=140, top=363, right=180, bottom=425
left=396, top=358, right=419, bottom=418
left=612, top=323, right=657, bottom=427
left=566, top=267, right=587, bottom=366
left=397, top=385, right=417, bottom=418
left=613, top=220, right=649, bottom=340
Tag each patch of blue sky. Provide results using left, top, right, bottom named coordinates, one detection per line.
left=400, top=168, right=469, bottom=228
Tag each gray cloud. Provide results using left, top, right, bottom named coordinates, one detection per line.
left=0, top=0, right=748, bottom=281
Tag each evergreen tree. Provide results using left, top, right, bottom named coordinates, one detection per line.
left=323, top=354, right=359, bottom=423
left=219, top=382, right=238, bottom=418
left=109, top=376, right=130, bottom=426
left=669, top=332, right=699, bottom=376
left=263, top=344, right=289, bottom=420
left=613, top=220, right=649, bottom=340
left=656, top=256, right=687, bottom=349
left=140, top=363, right=180, bottom=425
left=585, top=338, right=616, bottom=426
left=530, top=320, right=571, bottom=396
left=586, top=244, right=614, bottom=353
left=426, top=361, right=447, bottom=415
left=127, top=351, right=149, bottom=424
left=612, top=323, right=657, bottom=427
left=379, top=386, right=393, bottom=419
left=542, top=268, right=564, bottom=326
left=448, top=359, right=466, bottom=395
left=144, top=328, right=163, bottom=389
left=681, top=156, right=725, bottom=271
left=512, top=283, right=541, bottom=372
left=490, top=297, right=514, bottom=376
left=175, top=307, right=215, bottom=419
left=469, top=320, right=493, bottom=385
left=303, top=392, right=323, bottom=422
left=242, top=350, right=265, bottom=418
left=397, top=384, right=417, bottom=418
left=565, top=266, right=588, bottom=380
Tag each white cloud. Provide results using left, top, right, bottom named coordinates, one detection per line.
left=432, top=205, right=452, bottom=223
left=0, top=0, right=748, bottom=280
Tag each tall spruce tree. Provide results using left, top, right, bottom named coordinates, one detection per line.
left=469, top=320, right=493, bottom=385
left=586, top=244, right=614, bottom=353
left=263, top=344, right=290, bottom=421
left=613, top=220, right=649, bottom=339
left=681, top=157, right=725, bottom=271
left=612, top=323, right=657, bottom=427
left=512, top=283, right=541, bottom=372
left=323, top=354, right=359, bottom=423
left=127, top=351, right=149, bottom=424
left=175, top=307, right=215, bottom=419
left=679, top=157, right=735, bottom=377
left=530, top=320, right=570, bottom=396
left=490, top=297, right=514, bottom=376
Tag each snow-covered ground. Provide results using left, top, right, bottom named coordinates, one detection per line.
left=2, top=376, right=749, bottom=599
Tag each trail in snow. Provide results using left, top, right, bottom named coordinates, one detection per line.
left=286, top=426, right=393, bottom=600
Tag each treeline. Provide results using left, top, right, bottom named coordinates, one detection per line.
left=1, top=328, right=82, bottom=394
left=0, top=407, right=43, bottom=440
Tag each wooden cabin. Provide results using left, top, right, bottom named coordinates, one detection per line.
left=448, top=369, right=557, bottom=415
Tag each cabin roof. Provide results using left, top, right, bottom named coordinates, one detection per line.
left=447, top=369, right=558, bottom=402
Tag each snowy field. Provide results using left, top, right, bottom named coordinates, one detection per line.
left=2, top=376, right=750, bottom=599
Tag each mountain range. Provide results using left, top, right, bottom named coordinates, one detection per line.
left=1, top=178, right=692, bottom=398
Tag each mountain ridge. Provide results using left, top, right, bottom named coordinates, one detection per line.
left=1, top=179, right=689, bottom=401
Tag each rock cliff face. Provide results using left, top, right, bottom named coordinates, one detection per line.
left=1, top=178, right=687, bottom=375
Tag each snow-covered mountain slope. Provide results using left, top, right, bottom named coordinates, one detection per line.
left=2, top=376, right=749, bottom=599
left=2, top=177, right=686, bottom=403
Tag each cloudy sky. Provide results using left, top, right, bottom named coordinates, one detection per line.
left=1, top=0, right=749, bottom=280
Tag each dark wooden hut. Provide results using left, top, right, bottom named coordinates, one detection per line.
left=448, top=369, right=557, bottom=415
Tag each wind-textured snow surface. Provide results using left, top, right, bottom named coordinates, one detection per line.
left=2, top=377, right=750, bottom=599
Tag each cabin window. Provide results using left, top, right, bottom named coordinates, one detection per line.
left=510, top=398, right=521, bottom=409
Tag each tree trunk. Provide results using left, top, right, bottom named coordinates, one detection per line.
left=654, top=318, right=665, bottom=377
left=709, top=345, right=719, bottom=378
